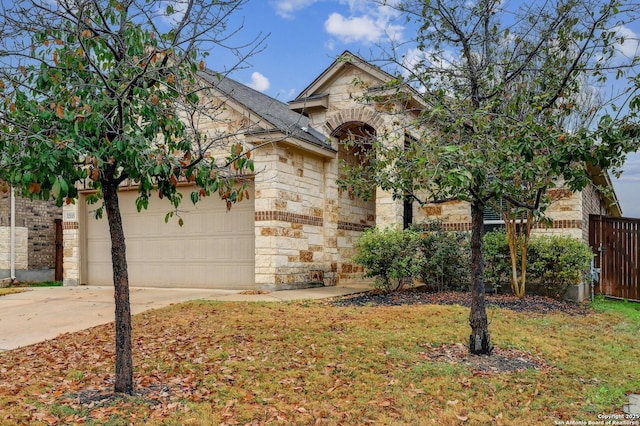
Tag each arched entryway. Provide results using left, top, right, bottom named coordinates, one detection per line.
left=332, top=121, right=377, bottom=285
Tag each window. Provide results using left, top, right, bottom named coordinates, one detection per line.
left=484, top=199, right=506, bottom=233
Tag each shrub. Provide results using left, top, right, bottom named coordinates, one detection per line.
left=352, top=223, right=471, bottom=292
left=483, top=229, right=511, bottom=293
left=483, top=230, right=593, bottom=298
left=352, top=227, right=421, bottom=291
left=415, top=223, right=470, bottom=292
left=527, top=236, right=593, bottom=298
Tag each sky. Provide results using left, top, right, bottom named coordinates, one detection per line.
left=211, top=0, right=640, bottom=218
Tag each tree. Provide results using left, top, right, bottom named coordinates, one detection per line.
left=0, top=0, right=261, bottom=394
left=340, top=0, right=639, bottom=354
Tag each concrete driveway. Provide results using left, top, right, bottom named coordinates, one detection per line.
left=0, top=285, right=365, bottom=351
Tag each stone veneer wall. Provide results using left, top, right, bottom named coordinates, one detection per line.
left=304, top=66, right=415, bottom=284
left=62, top=217, right=79, bottom=286
left=413, top=188, right=588, bottom=241
left=335, top=142, right=376, bottom=283
left=0, top=227, right=28, bottom=271
left=253, top=144, right=332, bottom=289
left=0, top=192, right=61, bottom=277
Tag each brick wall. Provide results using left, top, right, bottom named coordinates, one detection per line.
left=581, top=182, right=613, bottom=241
left=0, top=192, right=62, bottom=269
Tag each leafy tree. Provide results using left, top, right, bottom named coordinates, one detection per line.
left=0, top=0, right=261, bottom=394
left=341, top=0, right=640, bottom=354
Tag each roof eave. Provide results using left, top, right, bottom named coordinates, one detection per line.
left=587, top=162, right=623, bottom=217
left=244, top=129, right=337, bottom=159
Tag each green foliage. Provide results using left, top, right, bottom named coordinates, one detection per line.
left=415, top=223, right=470, bottom=292
left=0, top=0, right=258, bottom=395
left=483, top=230, right=512, bottom=293
left=352, top=223, right=470, bottom=292
left=0, top=0, right=255, bottom=218
left=527, top=236, right=593, bottom=298
left=353, top=227, right=421, bottom=291
left=483, top=230, right=593, bottom=298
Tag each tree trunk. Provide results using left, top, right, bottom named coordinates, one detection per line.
left=469, top=199, right=493, bottom=355
left=103, top=183, right=134, bottom=394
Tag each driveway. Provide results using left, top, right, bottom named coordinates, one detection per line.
left=0, top=285, right=365, bottom=351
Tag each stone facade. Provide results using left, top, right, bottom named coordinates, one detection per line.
left=0, top=191, right=62, bottom=281
left=413, top=183, right=616, bottom=243
left=253, top=144, right=332, bottom=287
left=0, top=227, right=28, bottom=270
left=61, top=51, right=623, bottom=290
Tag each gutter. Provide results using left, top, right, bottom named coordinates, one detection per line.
left=10, top=185, right=15, bottom=280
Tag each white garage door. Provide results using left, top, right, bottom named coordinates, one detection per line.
left=83, top=186, right=255, bottom=289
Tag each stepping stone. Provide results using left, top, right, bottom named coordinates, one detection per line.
left=623, top=394, right=640, bottom=415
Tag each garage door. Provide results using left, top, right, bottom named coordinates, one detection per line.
left=83, top=186, right=255, bottom=289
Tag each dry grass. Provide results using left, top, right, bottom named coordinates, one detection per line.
left=0, top=288, right=26, bottom=297
left=0, top=298, right=638, bottom=425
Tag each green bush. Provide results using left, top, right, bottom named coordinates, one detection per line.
left=352, top=223, right=470, bottom=292
left=354, top=226, right=592, bottom=297
left=527, top=236, right=593, bottom=298
left=415, top=223, right=470, bottom=292
left=482, top=229, right=511, bottom=293
left=482, top=230, right=593, bottom=298
left=352, top=227, right=421, bottom=291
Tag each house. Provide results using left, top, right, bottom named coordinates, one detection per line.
left=0, top=190, right=62, bottom=283
left=60, top=51, right=621, bottom=290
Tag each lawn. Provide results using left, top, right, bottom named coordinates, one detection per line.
left=0, top=288, right=25, bottom=297
left=0, top=281, right=62, bottom=297
left=0, top=295, right=638, bottom=425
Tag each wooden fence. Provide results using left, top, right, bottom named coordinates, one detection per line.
left=589, top=215, right=640, bottom=301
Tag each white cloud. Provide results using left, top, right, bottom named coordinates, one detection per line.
left=271, top=0, right=319, bottom=19
left=402, top=47, right=458, bottom=75
left=247, top=72, right=270, bottom=92
left=325, top=38, right=336, bottom=51
left=324, top=13, right=382, bottom=44
left=613, top=25, right=640, bottom=59
left=323, top=2, right=404, bottom=45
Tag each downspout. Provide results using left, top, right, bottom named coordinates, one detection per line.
left=10, top=185, right=16, bottom=280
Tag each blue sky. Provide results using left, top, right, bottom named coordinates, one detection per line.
left=214, top=0, right=640, bottom=218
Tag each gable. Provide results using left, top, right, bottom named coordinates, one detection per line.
left=289, top=51, right=391, bottom=116
left=289, top=51, right=428, bottom=124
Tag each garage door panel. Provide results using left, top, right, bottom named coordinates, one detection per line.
left=85, top=187, right=255, bottom=289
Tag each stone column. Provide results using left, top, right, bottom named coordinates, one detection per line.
left=62, top=203, right=80, bottom=286
left=323, top=155, right=339, bottom=284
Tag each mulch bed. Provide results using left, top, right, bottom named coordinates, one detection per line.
left=330, top=287, right=592, bottom=316
left=420, top=343, right=551, bottom=375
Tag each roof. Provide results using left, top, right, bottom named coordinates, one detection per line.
left=198, top=70, right=334, bottom=152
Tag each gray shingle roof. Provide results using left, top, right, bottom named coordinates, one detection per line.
left=198, top=70, right=333, bottom=151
